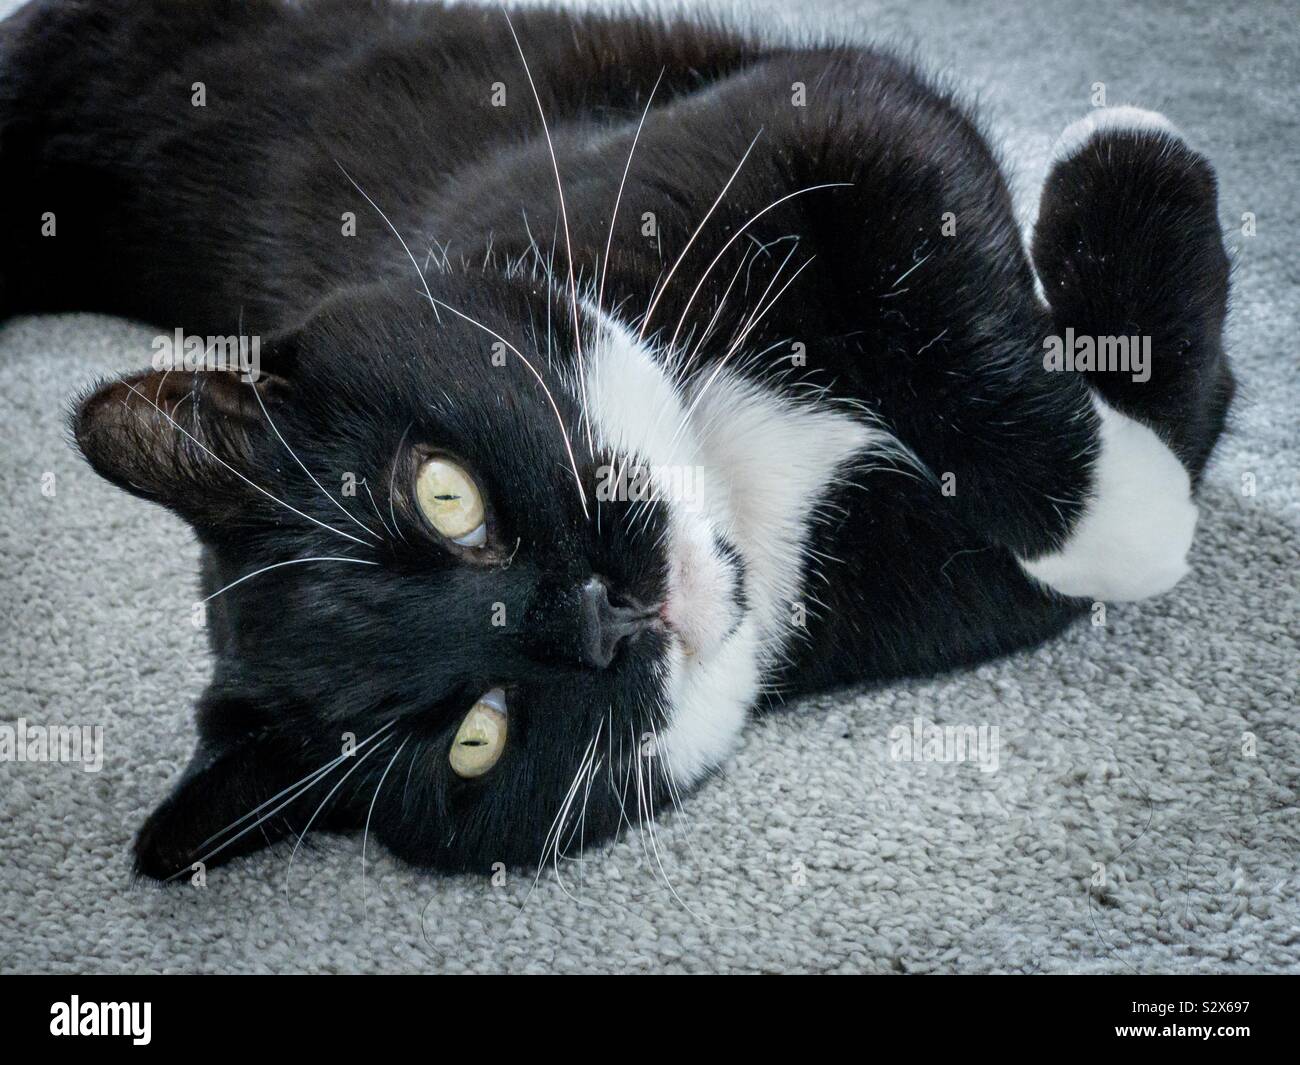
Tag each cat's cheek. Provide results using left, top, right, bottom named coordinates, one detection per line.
left=655, top=615, right=763, bottom=785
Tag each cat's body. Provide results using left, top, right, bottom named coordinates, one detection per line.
left=0, top=0, right=1233, bottom=878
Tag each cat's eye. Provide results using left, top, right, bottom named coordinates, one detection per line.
left=415, top=457, right=487, bottom=547
left=449, top=689, right=507, bottom=778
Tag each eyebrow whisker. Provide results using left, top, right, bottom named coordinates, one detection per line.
left=503, top=9, right=592, bottom=455
left=637, top=129, right=763, bottom=344
left=597, top=66, right=665, bottom=321
left=334, top=159, right=442, bottom=325
left=245, top=375, right=384, bottom=542
left=422, top=294, right=591, bottom=520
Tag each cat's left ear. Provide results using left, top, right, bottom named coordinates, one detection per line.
left=71, top=335, right=299, bottom=526
left=133, top=703, right=365, bottom=881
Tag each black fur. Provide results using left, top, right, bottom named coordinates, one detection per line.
left=0, top=0, right=1233, bottom=879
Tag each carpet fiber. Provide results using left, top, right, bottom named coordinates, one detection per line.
left=2, top=0, right=1296, bottom=974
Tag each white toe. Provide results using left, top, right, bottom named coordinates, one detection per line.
left=1020, top=397, right=1197, bottom=602
left=1051, top=106, right=1182, bottom=166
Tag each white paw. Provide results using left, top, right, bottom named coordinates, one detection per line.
left=1051, top=106, right=1182, bottom=166
left=1020, top=398, right=1197, bottom=602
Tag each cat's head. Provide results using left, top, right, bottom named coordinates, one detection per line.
left=73, top=274, right=764, bottom=879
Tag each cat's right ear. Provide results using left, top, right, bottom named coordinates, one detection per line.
left=71, top=336, right=299, bottom=525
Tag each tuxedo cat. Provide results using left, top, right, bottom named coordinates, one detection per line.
left=0, top=0, right=1233, bottom=879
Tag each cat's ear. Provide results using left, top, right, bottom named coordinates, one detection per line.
left=133, top=705, right=363, bottom=881
left=71, top=336, right=298, bottom=525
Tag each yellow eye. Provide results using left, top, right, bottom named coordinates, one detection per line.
left=415, top=457, right=487, bottom=546
left=449, top=689, right=507, bottom=778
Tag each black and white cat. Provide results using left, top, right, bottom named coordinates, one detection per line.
left=0, top=0, right=1233, bottom=879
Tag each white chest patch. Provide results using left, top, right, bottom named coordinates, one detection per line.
left=581, top=311, right=912, bottom=784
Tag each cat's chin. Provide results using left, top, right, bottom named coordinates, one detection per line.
left=662, top=525, right=744, bottom=661
left=657, top=613, right=762, bottom=786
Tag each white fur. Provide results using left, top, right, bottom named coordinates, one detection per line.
left=582, top=312, right=908, bottom=784
left=1051, top=106, right=1181, bottom=165
left=1019, top=396, right=1197, bottom=602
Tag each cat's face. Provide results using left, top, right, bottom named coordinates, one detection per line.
left=74, top=275, right=761, bottom=878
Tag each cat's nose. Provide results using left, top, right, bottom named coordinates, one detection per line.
left=580, top=576, right=660, bottom=669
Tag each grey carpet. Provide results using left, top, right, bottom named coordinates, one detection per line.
left=1, top=0, right=1296, bottom=974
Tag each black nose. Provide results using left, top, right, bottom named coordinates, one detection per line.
left=580, top=577, right=659, bottom=669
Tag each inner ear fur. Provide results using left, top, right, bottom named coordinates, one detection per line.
left=72, top=364, right=292, bottom=525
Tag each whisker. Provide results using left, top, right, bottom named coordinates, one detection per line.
left=637, top=129, right=763, bottom=343
left=521, top=724, right=601, bottom=909
left=422, top=294, right=590, bottom=519
left=246, top=374, right=383, bottom=541
left=361, top=480, right=397, bottom=540
left=121, top=381, right=371, bottom=547
left=674, top=255, right=818, bottom=439
left=547, top=727, right=602, bottom=902
left=200, top=555, right=379, bottom=603
left=597, top=67, right=665, bottom=319
left=503, top=9, right=592, bottom=452
left=665, top=182, right=850, bottom=361
left=334, top=159, right=442, bottom=324
left=285, top=734, right=393, bottom=897
left=361, top=734, right=411, bottom=922
left=387, top=422, right=413, bottom=544
left=170, top=721, right=397, bottom=881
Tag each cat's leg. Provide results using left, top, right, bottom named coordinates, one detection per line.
left=1020, top=108, right=1235, bottom=599
left=734, top=67, right=1233, bottom=606
left=1032, top=108, right=1234, bottom=480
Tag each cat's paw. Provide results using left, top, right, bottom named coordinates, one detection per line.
left=1019, top=398, right=1197, bottom=602
left=1051, top=105, right=1183, bottom=164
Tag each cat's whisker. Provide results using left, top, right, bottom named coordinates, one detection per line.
left=169, top=721, right=397, bottom=882
left=573, top=752, right=601, bottom=883
left=121, top=381, right=371, bottom=548
left=200, top=555, right=379, bottom=603
left=660, top=248, right=800, bottom=459
left=651, top=204, right=816, bottom=475
left=523, top=724, right=601, bottom=908
left=680, top=240, right=797, bottom=386
left=637, top=129, right=763, bottom=343
left=285, top=734, right=394, bottom=899
left=674, top=254, right=818, bottom=437
left=665, top=182, right=849, bottom=369
left=638, top=729, right=703, bottom=921
left=596, top=67, right=665, bottom=321
left=606, top=709, right=637, bottom=846
left=422, top=294, right=590, bottom=519
left=245, top=373, right=383, bottom=541
left=633, top=712, right=721, bottom=926
left=360, top=734, right=410, bottom=923
left=502, top=10, right=594, bottom=456
left=387, top=423, right=413, bottom=544
left=334, top=159, right=442, bottom=325
left=668, top=240, right=754, bottom=380
left=653, top=724, right=707, bottom=873
left=361, top=480, right=397, bottom=540
left=550, top=726, right=602, bottom=900
left=629, top=722, right=655, bottom=873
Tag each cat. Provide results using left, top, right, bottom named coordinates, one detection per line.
left=0, top=0, right=1233, bottom=880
